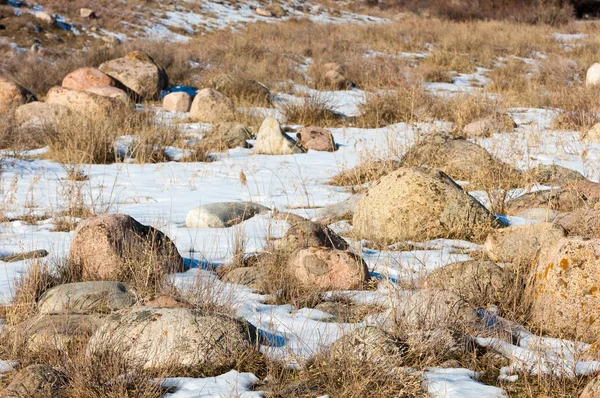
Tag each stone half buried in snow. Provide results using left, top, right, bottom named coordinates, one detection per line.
left=287, top=247, right=369, bottom=291
left=353, top=167, right=501, bottom=244
left=253, top=117, right=305, bottom=155
left=86, top=307, right=257, bottom=369
left=462, top=113, right=516, bottom=138
left=296, top=125, right=337, bottom=152
left=38, top=281, right=136, bottom=315
left=185, top=201, right=270, bottom=228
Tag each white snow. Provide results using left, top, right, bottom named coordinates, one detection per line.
left=162, top=370, right=263, bottom=397
left=423, top=368, right=507, bottom=397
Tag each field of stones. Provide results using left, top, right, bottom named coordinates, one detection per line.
left=5, top=0, right=600, bottom=397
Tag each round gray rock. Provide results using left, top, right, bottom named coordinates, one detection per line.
left=185, top=202, right=269, bottom=228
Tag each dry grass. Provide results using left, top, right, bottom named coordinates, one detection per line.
left=281, top=94, right=343, bottom=127
left=328, top=159, right=401, bottom=189
left=357, top=84, right=428, bottom=128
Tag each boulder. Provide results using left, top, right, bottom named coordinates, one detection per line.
left=15, top=102, right=70, bottom=128
left=278, top=220, right=349, bottom=252
left=324, top=69, right=353, bottom=90
left=253, top=117, right=304, bottom=155
left=567, top=179, right=600, bottom=202
left=85, top=86, right=131, bottom=103
left=314, top=301, right=377, bottom=323
left=256, top=3, right=286, bottom=17
left=142, top=293, right=192, bottom=308
left=505, top=188, right=587, bottom=214
left=581, top=376, right=600, bottom=398
left=296, top=126, right=336, bottom=152
left=327, top=326, right=403, bottom=365
left=353, top=167, right=498, bottom=243
left=201, top=122, right=252, bottom=151
left=418, top=260, right=507, bottom=306
left=38, top=281, right=136, bottom=315
left=68, top=214, right=184, bottom=281
left=527, top=237, right=600, bottom=342
left=401, top=133, right=519, bottom=188
left=99, top=51, right=168, bottom=100
left=222, top=266, right=267, bottom=289
left=45, top=86, right=126, bottom=116
left=554, top=208, right=600, bottom=238
left=189, top=88, right=235, bottom=123
left=462, top=114, right=516, bottom=138
left=34, top=11, right=55, bottom=25
left=287, top=247, right=369, bottom=290
left=163, top=91, right=192, bottom=112
left=1, top=364, right=66, bottom=398
left=86, top=307, right=257, bottom=369
left=61, top=67, right=117, bottom=91
left=18, top=314, right=105, bottom=352
left=185, top=202, right=269, bottom=228
left=484, top=222, right=566, bottom=264
left=0, top=77, right=36, bottom=112
left=80, top=8, right=96, bottom=18
left=523, top=164, right=585, bottom=186
left=586, top=63, right=600, bottom=86
left=393, top=289, right=478, bottom=330
left=315, top=194, right=362, bottom=223
left=208, top=74, right=271, bottom=106
left=0, top=250, right=48, bottom=263
left=514, top=208, right=561, bottom=222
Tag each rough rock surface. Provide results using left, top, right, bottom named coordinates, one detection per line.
left=353, top=167, right=498, bottom=243
left=190, top=88, right=235, bottom=123
left=528, top=237, right=600, bottom=342
left=554, top=208, right=600, bottom=238
left=287, top=247, right=368, bottom=290
left=38, top=281, right=136, bottom=315
left=99, top=51, right=168, bottom=100
left=523, top=164, right=585, bottom=186
left=484, top=222, right=566, bottom=263
left=253, top=117, right=304, bottom=155
left=222, top=266, right=268, bottom=289
left=1, top=364, right=66, bottom=398
left=296, top=126, right=336, bottom=152
left=185, top=202, right=269, bottom=228
left=278, top=220, right=349, bottom=252
left=462, top=114, right=516, bottom=138
left=15, top=102, right=69, bottom=128
left=327, top=326, right=403, bottom=365
left=68, top=213, right=184, bottom=281
left=61, top=67, right=117, bottom=91
left=0, top=77, right=36, bottom=112
left=202, top=122, right=252, bottom=150
left=46, top=86, right=126, bottom=116
left=163, top=91, right=192, bottom=112
left=87, top=307, right=257, bottom=369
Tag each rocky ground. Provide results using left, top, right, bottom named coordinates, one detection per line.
left=4, top=1, right=600, bottom=397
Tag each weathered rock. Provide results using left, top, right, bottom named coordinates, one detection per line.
left=393, top=289, right=478, bottom=330
left=586, top=63, right=600, bottom=86
left=68, top=214, right=184, bottom=281
left=419, top=260, right=507, bottom=306
left=514, top=207, right=562, bottom=222
left=222, top=266, right=268, bottom=289
left=189, top=88, right=235, bottom=123
left=315, top=301, right=380, bottom=323
left=554, top=207, right=600, bottom=238
left=142, top=293, right=192, bottom=308
left=163, top=91, right=192, bottom=112
left=296, top=126, right=336, bottom=152
left=253, top=117, right=304, bottom=155
left=315, top=194, right=362, bottom=223
left=1, top=364, right=66, bottom=398
left=61, top=67, right=116, bottom=91
left=87, top=307, right=257, bottom=369
left=256, top=3, right=286, bottom=17
left=15, top=102, right=70, bottom=128
left=327, top=327, right=403, bottom=365
left=34, top=11, right=55, bottom=25
left=202, top=122, right=252, bottom=150
left=45, top=86, right=125, bottom=116
left=523, top=164, right=585, bottom=186
left=324, top=69, right=353, bottom=90
left=18, top=314, right=105, bottom=352
left=287, top=247, right=369, bottom=290
left=85, top=86, right=131, bottom=103
left=353, top=167, right=498, bottom=243
left=186, top=202, right=269, bottom=228
left=208, top=74, right=271, bottom=106
left=401, top=133, right=520, bottom=189
left=567, top=179, right=600, bottom=202
left=462, top=114, right=516, bottom=138
left=584, top=122, right=600, bottom=142
left=99, top=51, right=168, bottom=100
left=527, top=237, right=600, bottom=342
left=38, top=281, right=135, bottom=315
left=278, top=220, right=348, bottom=252
left=505, top=188, right=587, bottom=214
left=80, top=8, right=96, bottom=18
left=484, top=222, right=566, bottom=264
left=0, top=78, right=36, bottom=112
left=0, top=249, right=48, bottom=263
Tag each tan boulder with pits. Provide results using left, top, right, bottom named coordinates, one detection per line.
left=61, top=67, right=117, bottom=91
left=190, top=88, right=235, bottom=122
